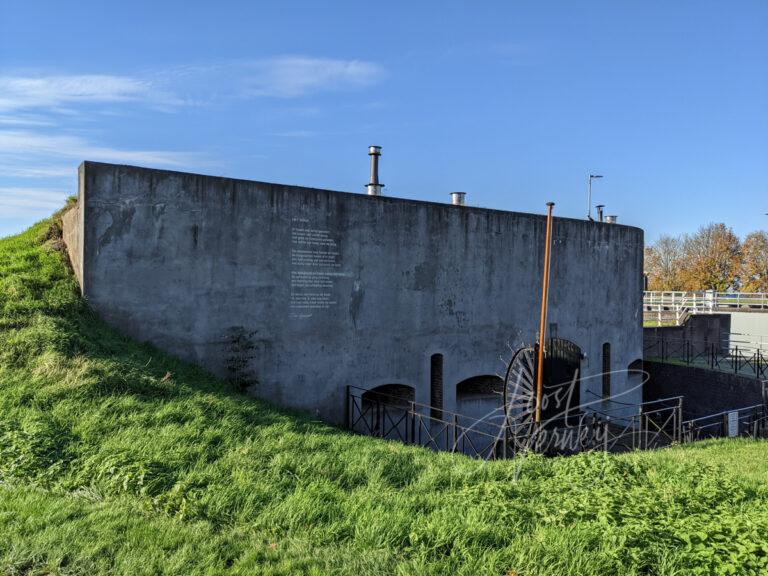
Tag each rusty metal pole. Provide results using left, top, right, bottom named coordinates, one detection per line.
left=535, top=202, right=555, bottom=424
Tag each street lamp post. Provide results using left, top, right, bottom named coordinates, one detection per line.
left=587, top=174, right=603, bottom=221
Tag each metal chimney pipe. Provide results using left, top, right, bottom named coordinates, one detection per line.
left=450, top=192, right=466, bottom=206
left=366, top=145, right=383, bottom=196
left=605, top=215, right=618, bottom=224
left=596, top=204, right=605, bottom=223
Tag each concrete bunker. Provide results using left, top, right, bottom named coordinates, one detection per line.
left=61, top=161, right=645, bottom=426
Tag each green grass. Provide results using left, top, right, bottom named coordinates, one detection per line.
left=643, top=321, right=679, bottom=327
left=2, top=212, right=768, bottom=575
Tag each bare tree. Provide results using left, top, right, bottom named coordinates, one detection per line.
left=740, top=231, right=768, bottom=292
left=645, top=235, right=684, bottom=290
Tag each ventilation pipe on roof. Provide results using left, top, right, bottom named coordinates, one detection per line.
left=450, top=192, right=466, bottom=206
left=605, top=215, right=618, bottom=224
left=596, top=205, right=605, bottom=222
left=366, top=146, right=383, bottom=196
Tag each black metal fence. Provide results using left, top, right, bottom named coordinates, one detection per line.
left=644, top=336, right=768, bottom=379
left=683, top=404, right=768, bottom=442
left=347, top=385, right=507, bottom=459
left=595, top=396, right=684, bottom=452
left=345, top=385, right=750, bottom=459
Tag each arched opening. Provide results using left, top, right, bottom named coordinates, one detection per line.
left=360, top=384, right=415, bottom=440
left=361, top=383, right=415, bottom=406
left=455, top=375, right=504, bottom=425
left=456, top=375, right=504, bottom=422
left=456, top=375, right=504, bottom=398
left=455, top=375, right=505, bottom=456
left=542, top=338, right=582, bottom=426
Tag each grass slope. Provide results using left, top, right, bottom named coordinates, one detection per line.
left=1, top=213, right=768, bottom=576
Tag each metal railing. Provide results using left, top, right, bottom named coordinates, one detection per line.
left=643, top=336, right=768, bottom=379
left=346, top=386, right=691, bottom=459
left=682, top=404, right=768, bottom=442
left=585, top=395, right=683, bottom=452
left=347, top=386, right=507, bottom=459
left=644, top=291, right=768, bottom=326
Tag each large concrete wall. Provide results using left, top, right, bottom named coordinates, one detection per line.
left=64, top=161, right=644, bottom=424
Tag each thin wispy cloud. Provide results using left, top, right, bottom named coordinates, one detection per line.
left=0, top=130, right=204, bottom=223
left=240, top=57, right=385, bottom=98
left=0, top=55, right=384, bottom=234
left=0, top=164, right=74, bottom=178
left=152, top=56, right=385, bottom=104
left=0, top=56, right=384, bottom=116
left=0, top=186, right=69, bottom=218
left=270, top=129, right=321, bottom=138
left=0, top=74, right=165, bottom=113
left=0, top=130, right=202, bottom=168
left=0, top=113, right=56, bottom=127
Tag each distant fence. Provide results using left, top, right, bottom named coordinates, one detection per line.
left=683, top=403, right=768, bottom=442
left=643, top=290, right=768, bottom=326
left=643, top=336, right=768, bottom=379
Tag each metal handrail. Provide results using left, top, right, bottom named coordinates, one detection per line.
left=638, top=395, right=685, bottom=407
left=683, top=404, right=764, bottom=424
left=348, top=386, right=768, bottom=456
left=347, top=385, right=689, bottom=458
left=643, top=291, right=768, bottom=326
left=644, top=335, right=768, bottom=379
left=644, top=334, right=768, bottom=354
left=644, top=291, right=768, bottom=310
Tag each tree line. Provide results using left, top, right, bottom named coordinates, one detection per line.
left=645, top=223, right=768, bottom=292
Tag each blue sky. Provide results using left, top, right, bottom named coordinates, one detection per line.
left=1, top=0, right=766, bottom=240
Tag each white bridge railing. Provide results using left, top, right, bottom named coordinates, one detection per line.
left=644, top=291, right=768, bottom=326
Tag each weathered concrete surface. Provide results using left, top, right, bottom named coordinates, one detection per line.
left=644, top=315, right=731, bottom=353
left=63, top=161, right=644, bottom=424
left=61, top=168, right=85, bottom=288
left=61, top=206, right=81, bottom=285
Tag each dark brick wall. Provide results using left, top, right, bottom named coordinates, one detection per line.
left=644, top=314, right=731, bottom=353
left=644, top=361, right=764, bottom=419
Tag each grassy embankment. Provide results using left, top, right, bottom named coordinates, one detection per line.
left=2, top=210, right=768, bottom=575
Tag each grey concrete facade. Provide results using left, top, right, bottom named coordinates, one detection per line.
left=63, top=161, right=644, bottom=424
